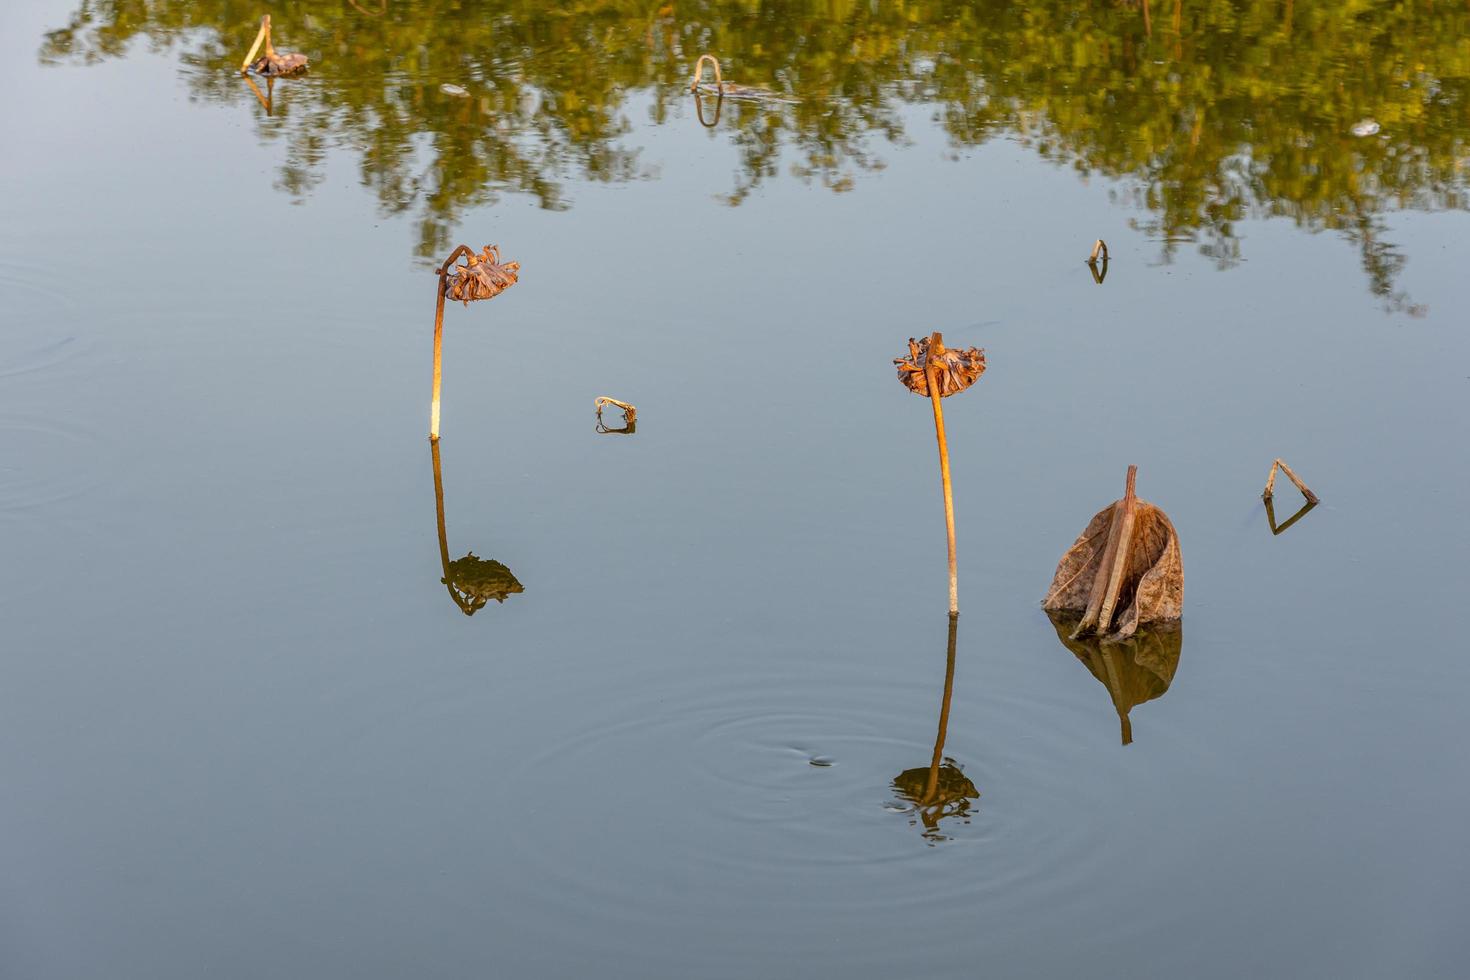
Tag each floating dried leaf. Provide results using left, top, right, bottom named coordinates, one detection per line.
left=1042, top=466, right=1183, bottom=640
left=894, top=335, right=986, bottom=398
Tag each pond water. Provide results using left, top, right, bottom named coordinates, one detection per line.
left=4, top=1, right=1469, bottom=977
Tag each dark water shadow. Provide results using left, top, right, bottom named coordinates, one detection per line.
left=1045, top=610, right=1182, bottom=746
left=431, top=441, right=523, bottom=616
left=891, top=615, right=979, bottom=843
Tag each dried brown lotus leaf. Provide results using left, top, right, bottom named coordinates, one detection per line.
left=250, top=51, right=308, bottom=76
left=1042, top=482, right=1183, bottom=640
left=894, top=336, right=986, bottom=398
left=444, top=245, right=520, bottom=305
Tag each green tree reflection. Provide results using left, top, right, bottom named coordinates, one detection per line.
left=41, top=1, right=1469, bottom=302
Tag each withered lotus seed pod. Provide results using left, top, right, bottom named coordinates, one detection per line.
left=443, top=245, right=520, bottom=306
left=894, top=335, right=987, bottom=398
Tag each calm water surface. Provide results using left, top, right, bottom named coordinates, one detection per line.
left=3, top=1, right=1469, bottom=977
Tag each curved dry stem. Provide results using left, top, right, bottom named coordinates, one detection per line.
left=1089, top=239, right=1109, bottom=263
left=429, top=244, right=476, bottom=441
left=690, top=54, right=724, bottom=94
left=240, top=15, right=269, bottom=73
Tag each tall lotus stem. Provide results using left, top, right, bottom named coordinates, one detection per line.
left=429, top=244, right=475, bottom=441
left=924, top=332, right=959, bottom=617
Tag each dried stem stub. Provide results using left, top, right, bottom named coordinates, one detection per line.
left=689, top=54, right=724, bottom=93
left=1089, top=239, right=1109, bottom=263
left=594, top=396, right=637, bottom=425
left=1262, top=458, right=1319, bottom=504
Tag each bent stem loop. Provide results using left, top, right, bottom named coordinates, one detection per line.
left=690, top=54, right=724, bottom=94
left=1263, top=457, right=1319, bottom=504
left=924, top=331, right=959, bottom=617
left=429, top=243, right=476, bottom=441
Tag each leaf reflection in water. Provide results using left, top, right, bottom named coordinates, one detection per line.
left=1045, top=610, right=1182, bottom=746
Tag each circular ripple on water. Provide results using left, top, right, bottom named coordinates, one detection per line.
left=0, top=414, right=110, bottom=516
left=498, top=665, right=1167, bottom=922
left=0, top=261, right=94, bottom=381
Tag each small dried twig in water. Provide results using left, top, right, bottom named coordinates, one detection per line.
left=594, top=396, right=636, bottom=424
left=1089, top=239, right=1109, bottom=263
left=594, top=396, right=637, bottom=433
left=1262, top=457, right=1319, bottom=504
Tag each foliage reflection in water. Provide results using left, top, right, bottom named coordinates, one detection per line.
left=38, top=0, right=1470, bottom=303
left=1046, top=611, right=1183, bottom=746
left=431, top=440, right=523, bottom=616
left=891, top=615, right=979, bottom=843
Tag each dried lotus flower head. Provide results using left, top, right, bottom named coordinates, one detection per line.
left=894, top=335, right=986, bottom=398
left=444, top=245, right=520, bottom=306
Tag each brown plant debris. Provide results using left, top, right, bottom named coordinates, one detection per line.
left=1262, top=457, right=1319, bottom=504
left=241, top=15, right=308, bottom=76
left=1042, top=465, right=1183, bottom=641
left=1089, top=239, right=1109, bottom=263
left=443, top=245, right=520, bottom=305
left=894, top=335, right=987, bottom=399
left=688, top=53, right=797, bottom=102
left=594, top=396, right=637, bottom=433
